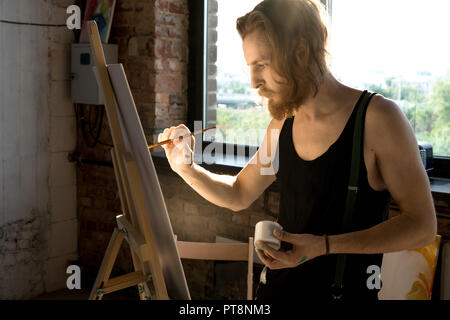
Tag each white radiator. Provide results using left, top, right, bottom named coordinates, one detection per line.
left=440, top=240, right=450, bottom=300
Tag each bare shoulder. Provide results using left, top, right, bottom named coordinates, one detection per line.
left=366, top=94, right=409, bottom=128
left=364, top=93, right=419, bottom=162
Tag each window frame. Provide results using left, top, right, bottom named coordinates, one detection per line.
left=187, top=0, right=258, bottom=168
left=187, top=0, right=450, bottom=178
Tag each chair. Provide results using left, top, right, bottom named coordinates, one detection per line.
left=176, top=236, right=255, bottom=300
left=378, top=235, right=441, bottom=300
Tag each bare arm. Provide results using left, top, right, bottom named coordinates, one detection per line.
left=159, top=119, right=283, bottom=211
left=329, top=96, right=437, bottom=254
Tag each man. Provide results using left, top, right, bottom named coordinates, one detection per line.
left=158, top=0, right=436, bottom=300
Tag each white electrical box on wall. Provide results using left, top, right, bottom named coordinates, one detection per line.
left=71, top=43, right=118, bottom=105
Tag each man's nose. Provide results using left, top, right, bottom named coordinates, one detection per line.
left=251, top=74, right=264, bottom=89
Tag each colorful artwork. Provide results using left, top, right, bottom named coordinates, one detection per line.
left=378, top=235, right=441, bottom=300
left=405, top=237, right=441, bottom=299
left=79, top=0, right=116, bottom=43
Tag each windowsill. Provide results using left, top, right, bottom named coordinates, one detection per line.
left=152, top=150, right=248, bottom=175
left=151, top=153, right=450, bottom=201
left=429, top=177, right=450, bottom=203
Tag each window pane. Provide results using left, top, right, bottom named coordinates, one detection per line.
left=205, top=0, right=271, bottom=147
left=329, top=0, right=450, bottom=156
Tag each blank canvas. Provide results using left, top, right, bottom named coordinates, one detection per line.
left=106, top=63, right=190, bottom=300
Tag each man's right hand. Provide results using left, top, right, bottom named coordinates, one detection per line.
left=157, top=124, right=195, bottom=175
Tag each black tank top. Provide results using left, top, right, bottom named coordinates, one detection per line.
left=256, top=91, right=391, bottom=301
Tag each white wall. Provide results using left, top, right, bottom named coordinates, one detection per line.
left=0, top=0, right=78, bottom=299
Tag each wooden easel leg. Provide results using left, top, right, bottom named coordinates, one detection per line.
left=111, top=148, right=153, bottom=300
left=131, top=251, right=150, bottom=300
left=89, top=228, right=125, bottom=300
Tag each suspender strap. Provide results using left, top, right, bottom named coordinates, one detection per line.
left=332, top=90, right=377, bottom=300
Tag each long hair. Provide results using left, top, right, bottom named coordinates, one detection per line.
left=237, top=0, right=330, bottom=119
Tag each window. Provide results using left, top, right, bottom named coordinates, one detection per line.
left=206, top=0, right=270, bottom=149
left=328, top=0, right=450, bottom=157
left=190, top=0, right=449, bottom=170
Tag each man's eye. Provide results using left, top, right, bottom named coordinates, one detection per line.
left=258, top=64, right=266, bottom=69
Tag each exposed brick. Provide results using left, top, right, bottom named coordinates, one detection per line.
left=183, top=202, right=198, bottom=215
left=231, top=213, right=250, bottom=226
left=115, top=11, right=135, bottom=25
left=188, top=216, right=210, bottom=231
left=155, top=104, right=169, bottom=117
left=155, top=74, right=182, bottom=92
left=156, top=26, right=170, bottom=38
left=17, top=251, right=32, bottom=262
left=113, top=26, right=135, bottom=37
left=208, top=0, right=218, bottom=14
left=172, top=40, right=188, bottom=61
left=169, top=93, right=184, bottom=105
left=135, top=0, right=154, bottom=13
left=208, top=79, right=217, bottom=92
left=169, top=104, right=186, bottom=118
left=138, top=103, right=155, bottom=113
left=93, top=199, right=107, bottom=209
left=168, top=59, right=185, bottom=72
left=250, top=212, right=272, bottom=227
left=168, top=26, right=186, bottom=39
left=208, top=45, right=217, bottom=63
left=155, top=12, right=179, bottom=26
left=155, top=0, right=169, bottom=11
left=155, top=39, right=175, bottom=58
left=3, top=254, right=15, bottom=266
left=139, top=111, right=156, bottom=130
left=208, top=29, right=217, bottom=44
left=18, top=240, right=30, bottom=249
left=20, top=231, right=33, bottom=240
left=208, top=64, right=217, bottom=76
left=135, top=20, right=153, bottom=36
left=169, top=2, right=186, bottom=15
left=116, top=1, right=134, bottom=11
left=133, top=90, right=156, bottom=104
left=80, top=197, right=92, bottom=207
left=5, top=241, right=16, bottom=251
left=208, top=14, right=218, bottom=29
left=156, top=93, right=169, bottom=104
left=127, top=37, right=139, bottom=56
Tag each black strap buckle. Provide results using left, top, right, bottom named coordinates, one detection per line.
left=331, top=284, right=344, bottom=301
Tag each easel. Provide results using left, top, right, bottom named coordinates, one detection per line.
left=87, top=21, right=255, bottom=300
left=87, top=21, right=168, bottom=300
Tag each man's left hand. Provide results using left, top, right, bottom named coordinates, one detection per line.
left=255, top=229, right=326, bottom=270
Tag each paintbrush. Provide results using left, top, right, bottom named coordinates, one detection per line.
left=148, top=125, right=216, bottom=150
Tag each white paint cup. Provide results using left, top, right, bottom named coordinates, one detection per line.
left=254, top=221, right=283, bottom=250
